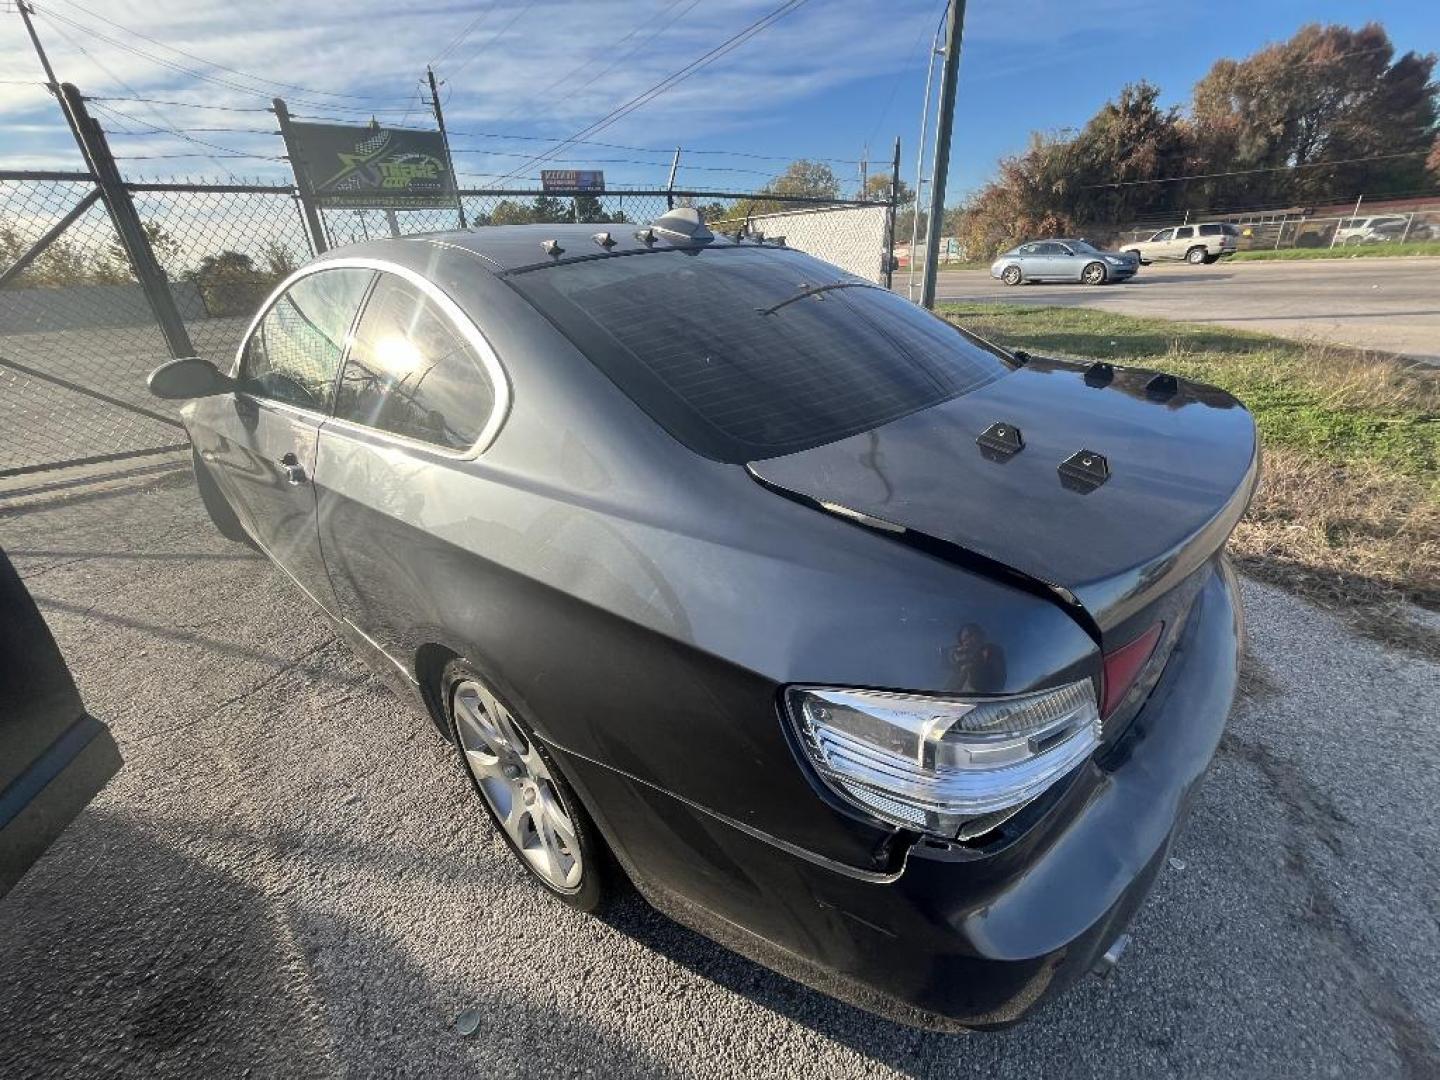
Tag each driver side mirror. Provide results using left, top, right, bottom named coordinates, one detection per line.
left=147, top=356, right=234, bottom=400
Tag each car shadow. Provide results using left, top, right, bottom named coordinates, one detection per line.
left=0, top=810, right=692, bottom=1079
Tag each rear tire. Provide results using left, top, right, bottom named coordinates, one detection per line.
left=1001, top=265, right=1022, bottom=286
left=1081, top=261, right=1107, bottom=285
left=442, top=658, right=611, bottom=913
left=1186, top=246, right=1208, bottom=265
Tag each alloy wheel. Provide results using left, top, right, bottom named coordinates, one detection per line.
left=1002, top=265, right=1022, bottom=286
left=1082, top=263, right=1106, bottom=285
left=451, top=678, right=583, bottom=892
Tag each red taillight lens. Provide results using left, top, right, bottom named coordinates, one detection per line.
left=1100, top=622, right=1164, bottom=718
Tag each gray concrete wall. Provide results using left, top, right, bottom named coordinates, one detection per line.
left=0, top=281, right=207, bottom=333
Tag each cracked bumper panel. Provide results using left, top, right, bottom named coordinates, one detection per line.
left=553, top=558, right=1242, bottom=1030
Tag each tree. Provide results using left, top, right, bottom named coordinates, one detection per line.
left=193, top=251, right=268, bottom=316
left=574, top=193, right=610, bottom=223
left=487, top=199, right=533, bottom=225
left=104, top=219, right=181, bottom=280
left=1190, top=23, right=1437, bottom=201
left=1429, top=135, right=1440, bottom=181
left=949, top=23, right=1439, bottom=259
left=529, top=194, right=570, bottom=223
left=727, top=159, right=843, bottom=222
left=863, top=173, right=913, bottom=205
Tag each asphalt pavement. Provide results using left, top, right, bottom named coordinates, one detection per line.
left=1, top=469, right=1437, bottom=1079
left=920, top=257, right=1440, bottom=363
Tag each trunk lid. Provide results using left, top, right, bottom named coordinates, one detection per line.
left=748, top=356, right=1258, bottom=644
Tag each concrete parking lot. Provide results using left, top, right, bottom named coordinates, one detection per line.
left=2, top=466, right=1437, bottom=1079
left=921, top=257, right=1440, bottom=363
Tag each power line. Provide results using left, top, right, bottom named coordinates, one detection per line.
left=430, top=1, right=500, bottom=67
left=511, top=0, right=695, bottom=124
left=86, top=95, right=274, bottom=113
left=500, top=0, right=703, bottom=130
left=443, top=127, right=861, bottom=164
left=446, top=0, right=541, bottom=81
left=45, top=0, right=402, bottom=101
left=32, top=3, right=414, bottom=111
left=1084, top=150, right=1432, bottom=189
left=88, top=100, right=281, bottom=160
left=445, top=147, right=778, bottom=175
left=33, top=10, right=245, bottom=179
left=487, top=0, right=811, bottom=185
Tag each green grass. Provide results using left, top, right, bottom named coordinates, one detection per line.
left=937, top=303, right=1440, bottom=646
left=1230, top=240, right=1440, bottom=261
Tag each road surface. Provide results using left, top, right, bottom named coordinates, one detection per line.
left=919, top=257, right=1440, bottom=362
left=1, top=467, right=1437, bottom=1078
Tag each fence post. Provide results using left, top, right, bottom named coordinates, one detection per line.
left=884, top=136, right=901, bottom=289
left=55, top=83, right=195, bottom=360
left=273, top=98, right=329, bottom=255
left=666, top=148, right=681, bottom=210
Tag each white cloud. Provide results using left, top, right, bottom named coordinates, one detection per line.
left=2, top=0, right=947, bottom=183
left=1, top=0, right=1179, bottom=185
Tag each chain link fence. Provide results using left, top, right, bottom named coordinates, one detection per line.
left=2, top=171, right=890, bottom=484
left=1104, top=203, right=1440, bottom=253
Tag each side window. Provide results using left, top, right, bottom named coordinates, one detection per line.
left=1018, top=243, right=1039, bottom=255
left=240, top=268, right=373, bottom=412
left=1175, top=226, right=1194, bottom=239
left=1198, top=224, right=1221, bottom=236
left=1152, top=229, right=1174, bottom=242
left=334, top=274, right=496, bottom=451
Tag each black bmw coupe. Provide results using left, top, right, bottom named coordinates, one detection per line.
left=150, top=208, right=1256, bottom=1030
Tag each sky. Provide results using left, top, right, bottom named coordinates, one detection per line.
left=1, top=0, right=1437, bottom=204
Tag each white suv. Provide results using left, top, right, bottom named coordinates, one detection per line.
left=1332, top=216, right=1409, bottom=245
left=1123, top=222, right=1239, bottom=265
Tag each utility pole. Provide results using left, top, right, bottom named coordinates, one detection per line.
left=860, top=146, right=868, bottom=198
left=920, top=0, right=966, bottom=310
left=907, top=15, right=944, bottom=301
left=18, top=0, right=86, bottom=157
left=17, top=5, right=194, bottom=357
left=883, top=136, right=901, bottom=290
left=17, top=1, right=59, bottom=90
left=427, top=65, right=467, bottom=229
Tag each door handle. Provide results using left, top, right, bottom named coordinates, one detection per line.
left=278, top=452, right=307, bottom=486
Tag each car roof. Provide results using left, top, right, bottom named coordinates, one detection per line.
left=325, top=222, right=749, bottom=275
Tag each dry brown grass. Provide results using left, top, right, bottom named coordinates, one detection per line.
left=1229, top=447, right=1440, bottom=655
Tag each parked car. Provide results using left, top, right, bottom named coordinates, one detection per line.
left=1332, top=215, right=1411, bottom=245
left=989, top=239, right=1138, bottom=285
left=150, top=208, right=1257, bottom=1031
left=1123, top=223, right=1239, bottom=265
left=0, top=546, right=122, bottom=899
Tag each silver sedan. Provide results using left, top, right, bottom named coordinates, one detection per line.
left=990, top=239, right=1138, bottom=285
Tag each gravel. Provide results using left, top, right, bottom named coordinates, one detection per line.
left=1, top=468, right=1437, bottom=1079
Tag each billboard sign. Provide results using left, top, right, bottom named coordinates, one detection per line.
left=285, top=121, right=455, bottom=208
left=541, top=170, right=605, bottom=192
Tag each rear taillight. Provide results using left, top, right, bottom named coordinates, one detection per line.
left=1100, top=623, right=1163, bottom=718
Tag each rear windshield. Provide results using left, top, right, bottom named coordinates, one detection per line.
left=506, top=246, right=1010, bottom=462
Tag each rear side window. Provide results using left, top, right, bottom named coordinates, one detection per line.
left=508, top=246, right=1010, bottom=462
left=334, top=274, right=496, bottom=451
left=240, top=268, right=373, bottom=412
left=1198, top=224, right=1221, bottom=236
